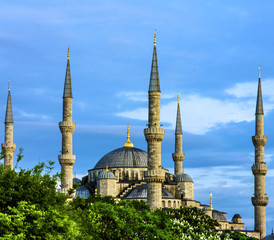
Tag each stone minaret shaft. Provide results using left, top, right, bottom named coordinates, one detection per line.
left=2, top=80, right=16, bottom=169
left=58, top=47, right=76, bottom=193
left=172, top=94, right=185, bottom=175
left=144, top=32, right=165, bottom=210
left=251, top=68, right=268, bottom=239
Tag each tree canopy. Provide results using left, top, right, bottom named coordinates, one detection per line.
left=0, top=154, right=258, bottom=239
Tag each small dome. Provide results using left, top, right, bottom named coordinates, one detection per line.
left=232, top=214, right=242, bottom=219
left=262, top=233, right=274, bottom=240
left=73, top=178, right=82, bottom=184
left=93, top=147, right=147, bottom=169
left=98, top=171, right=116, bottom=179
left=202, top=206, right=211, bottom=211
left=75, top=186, right=91, bottom=199
left=175, top=173, right=193, bottom=182
left=126, top=184, right=174, bottom=199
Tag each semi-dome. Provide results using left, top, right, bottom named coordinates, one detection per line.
left=126, top=184, right=174, bottom=199
left=93, top=147, right=148, bottom=169
left=175, top=173, right=193, bottom=182
left=98, top=171, right=116, bottom=179
left=262, top=232, right=274, bottom=240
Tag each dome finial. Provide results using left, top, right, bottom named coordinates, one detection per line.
left=210, top=193, right=213, bottom=210
left=8, top=79, right=10, bottom=91
left=67, top=45, right=70, bottom=60
left=259, top=66, right=261, bottom=79
left=154, top=30, right=156, bottom=46
left=123, top=124, right=134, bottom=148
left=178, top=92, right=180, bottom=103
left=106, top=163, right=109, bottom=171
left=182, top=167, right=185, bottom=174
left=74, top=172, right=76, bottom=179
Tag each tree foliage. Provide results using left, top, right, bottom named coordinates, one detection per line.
left=0, top=153, right=259, bottom=239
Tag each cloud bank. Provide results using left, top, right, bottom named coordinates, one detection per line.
left=117, top=79, right=274, bottom=135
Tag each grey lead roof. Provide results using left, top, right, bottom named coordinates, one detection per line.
left=149, top=46, right=160, bottom=92
left=175, top=102, right=182, bottom=134
left=256, top=78, right=264, bottom=115
left=126, top=184, right=174, bottom=199
left=63, top=59, right=73, bottom=98
left=5, top=90, right=13, bottom=124
left=93, top=147, right=148, bottom=170
left=175, top=173, right=193, bottom=182
left=98, top=171, right=116, bottom=179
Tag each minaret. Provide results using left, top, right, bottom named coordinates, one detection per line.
left=58, top=47, right=76, bottom=193
left=172, top=93, right=185, bottom=175
left=144, top=31, right=165, bottom=210
left=2, top=80, right=16, bottom=169
left=251, top=67, right=268, bottom=239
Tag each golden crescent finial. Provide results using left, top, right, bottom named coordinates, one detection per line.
left=8, top=79, right=10, bottom=91
left=154, top=30, right=156, bottom=46
left=123, top=124, right=134, bottom=147
left=178, top=92, right=180, bottom=103
left=67, top=46, right=70, bottom=60
left=74, top=172, right=76, bottom=179
left=259, top=66, right=261, bottom=78
left=106, top=163, right=108, bottom=171
left=210, top=193, right=213, bottom=210
left=182, top=167, right=185, bottom=174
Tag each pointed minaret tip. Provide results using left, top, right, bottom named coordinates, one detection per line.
left=5, top=79, right=13, bottom=124
left=154, top=30, right=156, bottom=46
left=149, top=31, right=160, bottom=92
left=63, top=47, right=73, bottom=98
left=123, top=124, right=134, bottom=148
left=178, top=92, right=179, bottom=103
left=67, top=46, right=70, bottom=60
left=175, top=93, right=183, bottom=135
left=256, top=67, right=264, bottom=115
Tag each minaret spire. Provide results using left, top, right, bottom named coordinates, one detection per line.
left=144, top=32, right=165, bottom=210
left=256, top=67, right=263, bottom=115
left=252, top=67, right=268, bottom=238
left=63, top=46, right=72, bottom=98
left=149, top=30, right=160, bottom=92
left=2, top=80, right=16, bottom=169
left=58, top=48, right=76, bottom=195
left=172, top=93, right=185, bottom=175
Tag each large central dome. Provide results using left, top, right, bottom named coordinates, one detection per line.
left=93, top=147, right=148, bottom=169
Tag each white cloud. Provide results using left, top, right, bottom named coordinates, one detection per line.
left=18, top=110, right=52, bottom=121
left=117, top=79, right=274, bottom=135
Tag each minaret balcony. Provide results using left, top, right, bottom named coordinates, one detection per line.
left=144, top=128, right=164, bottom=141
left=252, top=135, right=267, bottom=147
left=1, top=143, right=16, bottom=152
left=59, top=122, right=76, bottom=133
left=251, top=196, right=268, bottom=206
left=172, top=153, right=185, bottom=162
left=252, top=165, right=268, bottom=175
left=58, top=154, right=76, bottom=166
left=144, top=169, right=165, bottom=182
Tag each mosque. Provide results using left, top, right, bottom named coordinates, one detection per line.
left=2, top=32, right=270, bottom=239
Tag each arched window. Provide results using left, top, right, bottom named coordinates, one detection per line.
left=162, top=201, right=165, bottom=208
left=168, top=201, right=171, bottom=208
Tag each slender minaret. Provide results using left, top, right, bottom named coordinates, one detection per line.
left=58, top=47, right=76, bottom=193
left=251, top=67, right=268, bottom=239
left=172, top=93, right=185, bottom=175
left=144, top=31, right=165, bottom=210
left=2, top=80, right=16, bottom=169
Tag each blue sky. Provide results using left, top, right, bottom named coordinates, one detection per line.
left=1, top=0, right=274, bottom=234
